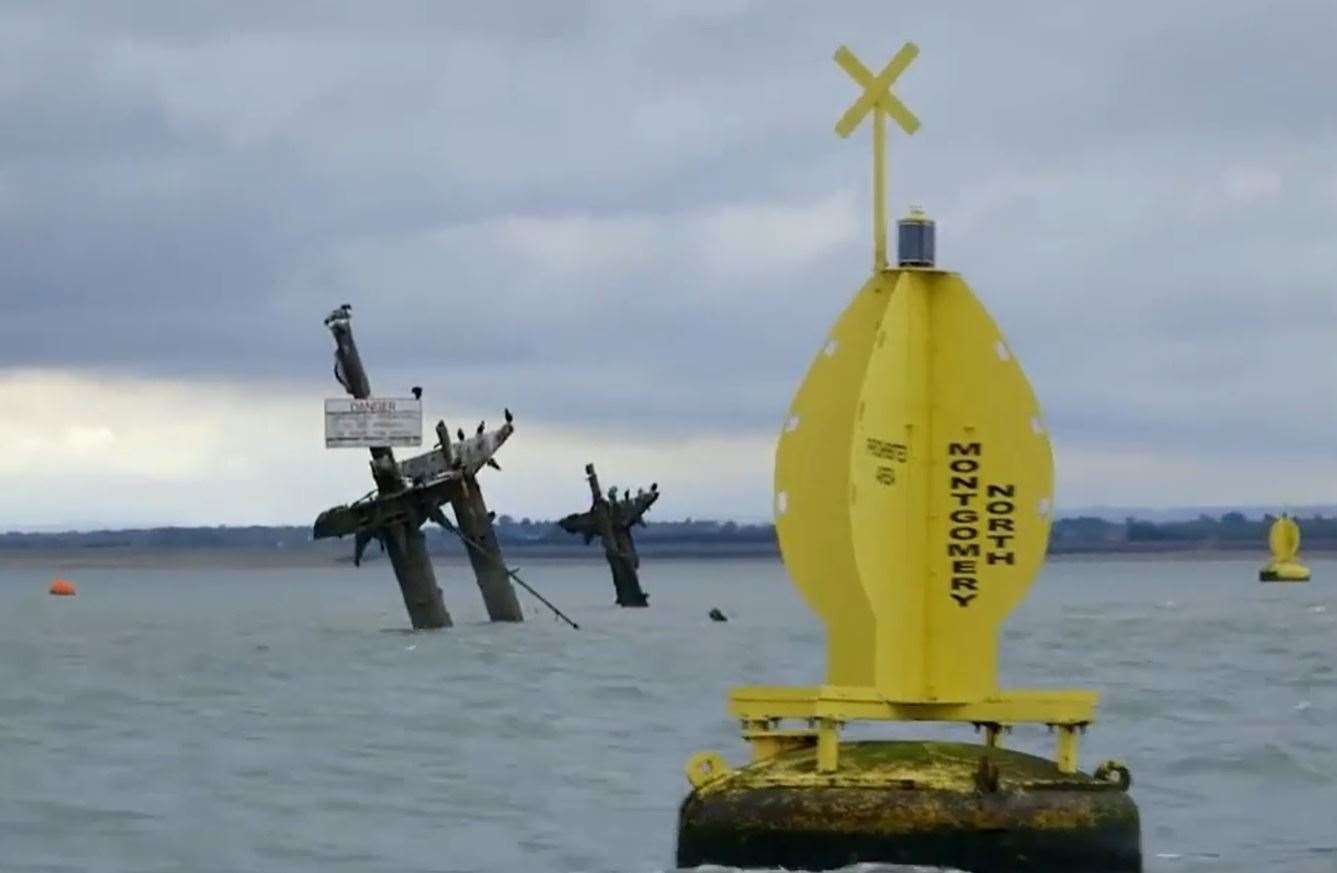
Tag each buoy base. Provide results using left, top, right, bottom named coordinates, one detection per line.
left=1260, top=561, right=1310, bottom=582
left=676, top=740, right=1140, bottom=873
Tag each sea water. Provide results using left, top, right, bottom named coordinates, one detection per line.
left=0, top=556, right=1333, bottom=872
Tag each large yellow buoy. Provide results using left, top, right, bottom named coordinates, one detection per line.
left=676, top=40, right=1138, bottom=873
left=1260, top=514, right=1310, bottom=582
left=49, top=578, right=77, bottom=597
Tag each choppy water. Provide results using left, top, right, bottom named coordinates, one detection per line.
left=0, top=556, right=1333, bottom=873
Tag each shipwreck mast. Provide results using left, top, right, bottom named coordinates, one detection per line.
left=324, top=305, right=450, bottom=629
left=558, top=464, right=659, bottom=607
left=316, top=306, right=543, bottom=627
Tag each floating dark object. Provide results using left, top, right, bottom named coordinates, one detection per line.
left=708, top=608, right=727, bottom=622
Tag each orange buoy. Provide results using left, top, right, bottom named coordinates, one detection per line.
left=49, top=578, right=76, bottom=597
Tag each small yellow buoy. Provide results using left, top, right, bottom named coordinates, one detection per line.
left=1260, top=514, right=1310, bottom=582
left=49, top=578, right=77, bottom=597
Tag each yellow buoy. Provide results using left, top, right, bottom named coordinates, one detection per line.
left=49, top=578, right=77, bottom=597
left=676, top=40, right=1138, bottom=873
left=1260, top=514, right=1310, bottom=582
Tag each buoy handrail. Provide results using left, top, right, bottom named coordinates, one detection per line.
left=730, top=685, right=1097, bottom=721
left=730, top=684, right=1097, bottom=773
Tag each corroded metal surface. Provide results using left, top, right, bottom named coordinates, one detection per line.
left=693, top=740, right=1116, bottom=793
left=678, top=740, right=1140, bottom=872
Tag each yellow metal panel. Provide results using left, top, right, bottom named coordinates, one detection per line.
left=775, top=269, right=1056, bottom=704
left=848, top=271, right=1053, bottom=702
left=849, top=270, right=930, bottom=697
left=924, top=272, right=1053, bottom=700
left=1269, top=515, right=1300, bottom=561
left=775, top=272, right=897, bottom=685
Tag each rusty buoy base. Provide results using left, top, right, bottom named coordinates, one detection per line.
left=676, top=740, right=1140, bottom=873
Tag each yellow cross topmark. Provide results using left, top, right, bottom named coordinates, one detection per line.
left=834, top=43, right=920, bottom=138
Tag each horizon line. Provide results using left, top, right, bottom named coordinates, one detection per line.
left=6, top=503, right=1337, bottom=536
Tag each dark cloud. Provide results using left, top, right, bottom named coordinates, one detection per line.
left=1, top=0, right=1334, bottom=470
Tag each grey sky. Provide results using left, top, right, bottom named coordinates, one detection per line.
left=1, top=1, right=1334, bottom=527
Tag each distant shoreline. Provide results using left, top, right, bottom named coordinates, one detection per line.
left=6, top=512, right=1335, bottom=569
left=1, top=542, right=1331, bottom=571
left=0, top=543, right=782, bottom=570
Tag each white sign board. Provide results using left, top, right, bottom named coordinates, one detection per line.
left=397, top=448, right=450, bottom=485
left=325, top=398, right=422, bottom=448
